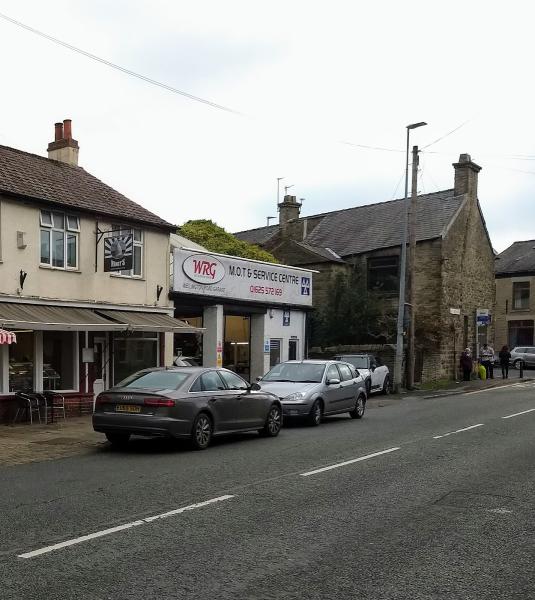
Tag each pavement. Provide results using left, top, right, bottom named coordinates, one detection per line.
left=1, top=380, right=535, bottom=599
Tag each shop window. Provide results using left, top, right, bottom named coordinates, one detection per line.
left=113, top=333, right=158, bottom=385
left=9, top=331, right=34, bottom=392
left=43, top=331, right=76, bottom=390
left=40, top=210, right=79, bottom=269
left=367, top=256, right=399, bottom=292
left=512, top=282, right=530, bottom=310
left=269, top=339, right=282, bottom=367
left=508, top=320, right=534, bottom=348
left=112, top=225, right=144, bottom=278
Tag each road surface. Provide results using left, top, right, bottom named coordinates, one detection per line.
left=1, top=381, right=534, bottom=599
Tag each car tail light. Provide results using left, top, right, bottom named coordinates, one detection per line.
left=144, top=398, right=175, bottom=407
left=95, top=394, right=111, bottom=405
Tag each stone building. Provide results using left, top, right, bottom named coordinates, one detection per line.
left=235, top=154, right=495, bottom=383
left=494, top=241, right=535, bottom=349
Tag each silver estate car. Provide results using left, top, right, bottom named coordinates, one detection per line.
left=93, top=367, right=282, bottom=450
left=257, top=360, right=367, bottom=426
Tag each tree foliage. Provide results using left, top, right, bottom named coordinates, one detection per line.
left=178, top=220, right=278, bottom=263
left=310, top=266, right=395, bottom=347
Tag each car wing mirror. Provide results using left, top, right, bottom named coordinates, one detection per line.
left=327, top=378, right=341, bottom=385
left=255, top=376, right=262, bottom=381
left=250, top=382, right=261, bottom=391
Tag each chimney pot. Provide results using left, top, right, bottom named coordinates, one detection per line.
left=54, top=122, right=64, bottom=141
left=63, top=119, right=72, bottom=140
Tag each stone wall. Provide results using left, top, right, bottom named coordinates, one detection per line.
left=494, top=275, right=535, bottom=349
left=439, top=198, right=495, bottom=379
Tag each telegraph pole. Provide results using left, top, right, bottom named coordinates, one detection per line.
left=406, top=145, right=419, bottom=389
left=393, top=121, right=427, bottom=392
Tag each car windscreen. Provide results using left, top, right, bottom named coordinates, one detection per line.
left=263, top=363, right=326, bottom=383
left=340, top=356, right=368, bottom=369
left=118, top=370, right=191, bottom=390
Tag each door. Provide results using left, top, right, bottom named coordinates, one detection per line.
left=525, top=348, right=535, bottom=366
left=288, top=339, right=298, bottom=361
left=197, top=370, right=238, bottom=432
left=93, top=337, right=109, bottom=391
left=219, top=370, right=265, bottom=429
left=370, top=356, right=385, bottom=391
left=323, top=364, right=346, bottom=413
left=336, top=363, right=357, bottom=410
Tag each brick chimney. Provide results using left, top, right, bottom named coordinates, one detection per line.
left=47, top=119, right=79, bottom=166
left=278, top=195, right=301, bottom=225
left=453, top=153, right=481, bottom=198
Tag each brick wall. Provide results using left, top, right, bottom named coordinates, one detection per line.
left=0, top=392, right=94, bottom=425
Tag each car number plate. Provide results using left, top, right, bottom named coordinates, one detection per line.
left=115, top=404, right=141, bottom=413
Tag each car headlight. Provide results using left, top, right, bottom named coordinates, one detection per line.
left=284, top=392, right=307, bottom=401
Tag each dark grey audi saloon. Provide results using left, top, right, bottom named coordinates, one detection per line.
left=93, top=367, right=282, bottom=450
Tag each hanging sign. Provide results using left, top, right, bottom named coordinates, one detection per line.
left=0, top=329, right=17, bottom=345
left=104, top=235, right=133, bottom=272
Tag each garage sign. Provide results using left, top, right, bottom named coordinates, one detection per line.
left=174, top=249, right=313, bottom=307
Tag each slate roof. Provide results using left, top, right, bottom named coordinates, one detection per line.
left=293, top=241, right=346, bottom=263
left=235, top=189, right=463, bottom=258
left=495, top=240, right=535, bottom=275
left=0, top=144, right=175, bottom=230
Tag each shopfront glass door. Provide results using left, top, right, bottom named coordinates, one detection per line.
left=224, top=315, right=250, bottom=380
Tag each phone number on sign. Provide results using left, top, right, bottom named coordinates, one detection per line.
left=250, top=285, right=283, bottom=296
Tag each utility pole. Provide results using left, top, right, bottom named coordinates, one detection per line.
left=406, top=145, right=419, bottom=389
left=393, top=121, right=427, bottom=392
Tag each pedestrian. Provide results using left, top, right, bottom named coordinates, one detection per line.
left=498, top=345, right=511, bottom=379
left=459, top=348, right=473, bottom=381
left=480, top=342, right=495, bottom=379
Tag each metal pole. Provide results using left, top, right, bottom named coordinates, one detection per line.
left=406, top=145, right=419, bottom=389
left=393, top=129, right=411, bottom=391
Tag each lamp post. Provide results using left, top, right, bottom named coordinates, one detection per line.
left=393, top=121, right=427, bottom=392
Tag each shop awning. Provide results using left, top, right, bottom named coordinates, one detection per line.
left=0, top=329, right=17, bottom=344
left=96, top=310, right=204, bottom=333
left=0, top=303, right=127, bottom=331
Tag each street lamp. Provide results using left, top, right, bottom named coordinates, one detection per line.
left=393, top=121, right=427, bottom=392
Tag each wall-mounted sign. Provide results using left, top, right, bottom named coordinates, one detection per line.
left=449, top=308, right=461, bottom=315
left=104, top=235, right=133, bottom=272
left=283, top=309, right=291, bottom=326
left=173, top=249, right=313, bottom=307
left=264, top=339, right=270, bottom=353
left=476, top=308, right=491, bottom=326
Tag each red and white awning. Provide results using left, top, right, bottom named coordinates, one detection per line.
left=0, top=329, right=17, bottom=344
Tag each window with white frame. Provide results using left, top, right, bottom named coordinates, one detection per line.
left=112, top=225, right=143, bottom=277
left=40, top=210, right=79, bottom=269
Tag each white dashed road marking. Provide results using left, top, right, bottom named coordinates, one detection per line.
left=300, top=447, right=401, bottom=477
left=502, top=408, right=535, bottom=419
left=433, top=423, right=484, bottom=439
left=18, top=495, right=235, bottom=559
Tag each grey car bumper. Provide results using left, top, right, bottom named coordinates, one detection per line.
left=93, top=412, right=192, bottom=439
left=281, top=401, right=312, bottom=417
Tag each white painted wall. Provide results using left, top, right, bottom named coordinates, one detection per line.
left=0, top=196, right=172, bottom=309
left=264, top=308, right=307, bottom=370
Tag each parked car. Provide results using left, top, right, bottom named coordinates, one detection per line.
left=333, top=354, right=390, bottom=395
left=510, top=347, right=535, bottom=368
left=256, top=360, right=367, bottom=425
left=93, top=367, right=282, bottom=450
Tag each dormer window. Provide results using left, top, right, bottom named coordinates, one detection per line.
left=40, top=210, right=79, bottom=269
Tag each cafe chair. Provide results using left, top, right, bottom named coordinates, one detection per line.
left=42, top=391, right=66, bottom=423
left=13, top=391, right=42, bottom=425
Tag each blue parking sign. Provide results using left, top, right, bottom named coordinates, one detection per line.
left=301, top=277, right=310, bottom=296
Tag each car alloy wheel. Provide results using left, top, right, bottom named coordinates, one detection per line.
left=192, top=413, right=212, bottom=450
left=260, top=405, right=282, bottom=437
left=350, top=395, right=365, bottom=419
left=308, top=399, right=322, bottom=426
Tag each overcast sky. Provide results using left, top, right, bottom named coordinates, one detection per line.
left=0, top=0, right=534, bottom=252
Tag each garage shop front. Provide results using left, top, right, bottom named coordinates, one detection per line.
left=172, top=248, right=314, bottom=381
